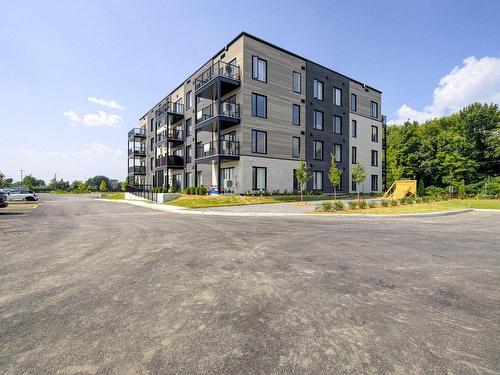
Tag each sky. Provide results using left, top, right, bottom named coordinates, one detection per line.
left=1, top=0, right=499, bottom=183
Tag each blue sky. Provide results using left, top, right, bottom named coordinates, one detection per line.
left=1, top=0, right=499, bottom=182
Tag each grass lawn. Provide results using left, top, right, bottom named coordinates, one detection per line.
left=104, top=192, right=125, bottom=200
left=165, top=194, right=331, bottom=208
left=324, top=199, right=500, bottom=215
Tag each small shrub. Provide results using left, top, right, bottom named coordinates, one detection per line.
left=368, top=200, right=377, bottom=208
left=272, top=189, right=280, bottom=195
left=348, top=200, right=358, bottom=210
left=399, top=197, right=408, bottom=205
left=291, top=189, right=300, bottom=195
left=321, top=201, right=332, bottom=211
left=422, top=196, right=430, bottom=203
left=283, top=189, right=288, bottom=195
left=333, top=201, right=345, bottom=211
left=198, top=186, right=208, bottom=195
left=358, top=200, right=367, bottom=209
left=390, top=199, right=398, bottom=206
left=380, top=199, right=389, bottom=207
left=415, top=197, right=423, bottom=203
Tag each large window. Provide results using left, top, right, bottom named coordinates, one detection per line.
left=186, top=172, right=192, bottom=188
left=185, top=118, right=192, bottom=136
left=313, top=110, right=323, bottom=130
left=293, top=169, right=299, bottom=190
left=352, top=146, right=357, bottom=164
left=292, top=104, right=300, bottom=125
left=186, top=91, right=192, bottom=109
left=292, top=137, right=300, bottom=158
left=150, top=118, right=154, bottom=131
left=371, top=175, right=379, bottom=191
left=371, top=150, right=378, bottom=166
left=252, top=167, right=267, bottom=190
left=292, top=71, right=301, bottom=93
left=252, top=56, right=267, bottom=82
left=313, top=140, right=323, bottom=160
left=351, top=94, right=357, bottom=112
left=371, top=101, right=378, bottom=117
left=313, top=171, right=323, bottom=190
left=313, top=79, right=324, bottom=100
left=372, top=125, right=379, bottom=142
left=251, top=130, right=267, bottom=154
left=334, top=143, right=342, bottom=162
left=334, top=87, right=342, bottom=106
left=351, top=120, right=357, bottom=138
left=251, top=93, right=267, bottom=118
left=333, top=115, right=342, bottom=134
left=186, top=145, right=192, bottom=163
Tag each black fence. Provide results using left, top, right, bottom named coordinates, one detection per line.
left=126, top=184, right=158, bottom=202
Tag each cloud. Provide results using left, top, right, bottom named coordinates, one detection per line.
left=88, top=97, right=124, bottom=110
left=64, top=110, right=122, bottom=127
left=389, top=56, right=500, bottom=124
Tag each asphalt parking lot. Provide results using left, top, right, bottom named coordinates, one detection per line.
left=0, top=194, right=499, bottom=374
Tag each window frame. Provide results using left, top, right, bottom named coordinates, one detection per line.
left=313, top=171, right=323, bottom=191
left=313, top=140, right=323, bottom=160
left=252, top=55, right=267, bottom=83
left=292, top=104, right=300, bottom=126
left=292, top=136, right=300, bottom=158
left=352, top=146, right=357, bottom=164
left=186, top=91, right=192, bottom=109
left=351, top=119, right=357, bottom=138
left=333, top=115, right=342, bottom=134
left=334, top=143, right=343, bottom=163
left=371, top=150, right=379, bottom=166
left=251, top=129, right=267, bottom=154
left=371, top=174, right=379, bottom=191
left=252, top=166, right=267, bottom=190
left=351, top=93, right=357, bottom=112
left=313, top=79, right=324, bottom=100
left=292, top=71, right=301, bottom=93
left=334, top=87, right=342, bottom=106
left=371, top=101, right=378, bottom=118
left=371, top=125, right=379, bottom=142
left=313, top=110, right=324, bottom=130
left=251, top=93, right=267, bottom=118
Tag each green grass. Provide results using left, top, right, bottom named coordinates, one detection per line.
left=331, top=199, right=500, bottom=215
left=104, top=192, right=125, bottom=200
left=165, top=194, right=331, bottom=208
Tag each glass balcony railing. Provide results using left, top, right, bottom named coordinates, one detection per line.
left=194, top=61, right=240, bottom=90
left=128, top=166, right=146, bottom=174
left=128, top=128, right=146, bottom=138
left=196, top=140, right=240, bottom=159
left=196, top=101, right=240, bottom=123
left=156, top=155, right=184, bottom=168
left=156, top=128, right=184, bottom=143
left=128, top=146, right=146, bottom=156
left=155, top=101, right=184, bottom=118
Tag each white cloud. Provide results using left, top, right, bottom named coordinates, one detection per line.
left=389, top=56, right=500, bottom=124
left=64, top=110, right=122, bottom=127
left=88, top=97, right=124, bottom=110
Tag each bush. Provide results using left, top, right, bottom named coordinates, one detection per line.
left=368, top=200, right=377, bottom=208
left=319, top=201, right=332, bottom=211
left=198, top=186, right=207, bottom=195
left=291, top=189, right=300, bottom=195
left=421, top=196, right=430, bottom=203
left=399, top=197, right=408, bottom=205
left=415, top=197, right=423, bottom=203
left=425, top=186, right=446, bottom=197
left=333, top=201, right=345, bottom=211
left=348, top=200, right=358, bottom=210
left=390, top=199, right=398, bottom=206
left=380, top=199, right=389, bottom=207
left=283, top=189, right=288, bottom=195
left=272, top=189, right=280, bottom=195
left=358, top=200, right=367, bottom=209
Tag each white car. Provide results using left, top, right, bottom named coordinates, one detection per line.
left=7, top=189, right=38, bottom=201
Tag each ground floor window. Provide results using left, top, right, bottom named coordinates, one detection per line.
left=252, top=167, right=267, bottom=190
left=186, top=172, right=192, bottom=188
left=172, top=174, right=182, bottom=189
left=293, top=169, right=299, bottom=190
left=197, top=171, right=203, bottom=186
left=313, top=171, right=323, bottom=191
left=371, top=174, right=378, bottom=191
left=221, top=167, right=234, bottom=193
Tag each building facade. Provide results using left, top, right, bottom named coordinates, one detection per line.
left=127, top=32, right=385, bottom=194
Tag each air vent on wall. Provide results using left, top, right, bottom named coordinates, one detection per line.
left=301, top=99, right=305, bottom=103
left=301, top=66, right=305, bottom=70
left=301, top=131, right=305, bottom=135
left=220, top=53, right=226, bottom=59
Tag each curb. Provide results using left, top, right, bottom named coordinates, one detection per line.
left=101, top=199, right=480, bottom=219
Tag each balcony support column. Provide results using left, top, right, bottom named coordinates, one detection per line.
left=194, top=94, right=198, bottom=187
left=216, top=81, right=221, bottom=194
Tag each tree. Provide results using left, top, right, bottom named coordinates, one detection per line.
left=417, top=180, right=425, bottom=196
left=85, top=175, right=110, bottom=191
left=328, top=153, right=342, bottom=200
left=99, top=180, right=107, bottom=192
left=22, top=175, right=45, bottom=189
left=0, top=171, right=5, bottom=187
left=352, top=162, right=367, bottom=200
left=121, top=180, right=127, bottom=192
left=295, top=159, right=310, bottom=202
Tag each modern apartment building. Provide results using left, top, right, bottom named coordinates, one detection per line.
left=127, top=32, right=385, bottom=194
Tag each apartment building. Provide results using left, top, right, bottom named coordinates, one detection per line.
left=127, top=32, right=385, bottom=194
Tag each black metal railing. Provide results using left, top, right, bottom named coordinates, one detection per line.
left=126, top=184, right=158, bottom=202
left=128, top=128, right=146, bottom=138
left=128, top=146, right=146, bottom=156
left=155, top=101, right=184, bottom=118
left=196, top=140, right=240, bottom=159
left=194, top=61, right=240, bottom=90
left=196, top=101, right=240, bottom=123
left=156, top=155, right=184, bottom=168
left=157, top=128, right=184, bottom=143
left=128, top=166, right=146, bottom=174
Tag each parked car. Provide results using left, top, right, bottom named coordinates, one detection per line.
left=0, top=191, right=8, bottom=208
left=7, top=189, right=38, bottom=201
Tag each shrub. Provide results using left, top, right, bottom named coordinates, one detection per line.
left=358, top=200, right=367, bottom=209
left=390, top=199, right=398, bottom=206
left=291, top=189, right=300, bottom=195
left=283, top=189, right=288, bottom=195
left=422, top=196, right=430, bottom=203
left=272, top=189, right=280, bottom=195
left=399, top=197, right=408, bottom=205
left=425, top=186, right=446, bottom=197
left=320, top=201, right=332, bottom=211
left=348, top=200, right=358, bottom=210
left=368, top=200, right=377, bottom=208
left=415, top=197, right=423, bottom=203
left=380, top=199, right=389, bottom=207
left=333, top=201, right=345, bottom=211
left=198, top=186, right=208, bottom=195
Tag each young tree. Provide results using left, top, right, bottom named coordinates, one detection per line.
left=295, top=159, right=311, bottom=202
left=328, top=153, right=342, bottom=200
left=352, top=162, right=367, bottom=200
left=0, top=171, right=5, bottom=187
left=121, top=180, right=127, bottom=192
left=99, top=180, right=107, bottom=192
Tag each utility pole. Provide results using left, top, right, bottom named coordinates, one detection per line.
left=19, top=169, right=24, bottom=186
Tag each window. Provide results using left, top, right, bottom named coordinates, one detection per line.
left=251, top=93, right=267, bottom=118
left=334, top=87, right=342, bottom=106
left=174, top=148, right=183, bottom=157
left=186, top=118, right=192, bottom=136
left=352, top=146, right=357, bottom=164
left=313, top=110, right=323, bottom=130
left=371, top=101, right=378, bottom=117
left=313, top=79, right=324, bottom=100
left=292, top=71, right=301, bottom=93
left=351, top=179, right=357, bottom=192
left=150, top=138, right=154, bottom=152
left=197, top=171, right=203, bottom=186
left=371, top=150, right=378, bottom=166
left=251, top=130, right=267, bottom=154
left=313, top=140, right=323, bottom=160
left=351, top=94, right=357, bottom=112
left=371, top=125, right=379, bottom=142
left=313, top=171, right=323, bottom=190
left=252, top=56, right=267, bottom=82
left=150, top=118, right=154, bottom=131
left=186, top=145, right=192, bottom=163
left=186, top=91, right=192, bottom=109
left=150, top=157, right=154, bottom=169
left=293, top=169, right=299, bottom=190
left=371, top=175, right=379, bottom=191
left=334, top=143, right=342, bottom=162
left=186, top=172, right=192, bottom=188
left=292, top=137, right=300, bottom=158
left=252, top=167, right=267, bottom=190
left=351, top=120, right=357, bottom=138
left=333, top=115, right=342, bottom=134
left=292, top=104, right=300, bottom=125
left=222, top=168, right=234, bottom=192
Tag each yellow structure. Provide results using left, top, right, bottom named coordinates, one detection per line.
left=383, top=180, right=417, bottom=199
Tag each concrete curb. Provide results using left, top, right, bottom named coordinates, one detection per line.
left=101, top=199, right=483, bottom=219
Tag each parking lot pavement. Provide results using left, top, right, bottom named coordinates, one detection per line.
left=0, top=194, right=499, bottom=374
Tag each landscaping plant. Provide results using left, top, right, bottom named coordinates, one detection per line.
left=358, top=200, right=367, bottom=209
left=295, top=159, right=311, bottom=202
left=328, top=153, right=342, bottom=200
left=348, top=201, right=358, bottom=210
left=352, top=162, right=367, bottom=200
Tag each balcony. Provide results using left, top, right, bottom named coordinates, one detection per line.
left=156, top=155, right=184, bottom=169
left=128, top=166, right=146, bottom=175
left=195, top=101, right=240, bottom=131
left=194, top=61, right=240, bottom=99
left=195, top=140, right=240, bottom=163
left=128, top=146, right=146, bottom=157
left=155, top=101, right=184, bottom=122
left=128, top=128, right=146, bottom=139
left=156, top=128, right=184, bottom=146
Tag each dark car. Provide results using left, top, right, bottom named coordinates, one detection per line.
left=0, top=191, right=8, bottom=208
